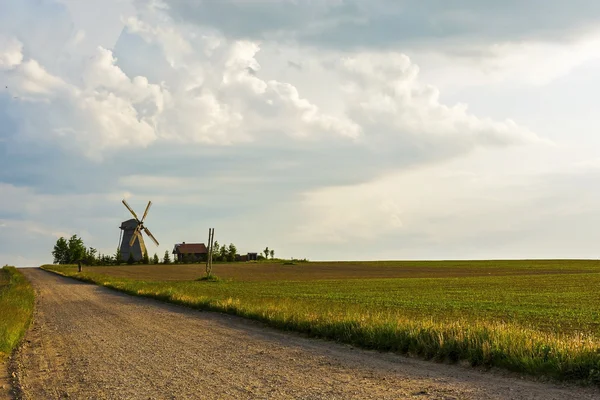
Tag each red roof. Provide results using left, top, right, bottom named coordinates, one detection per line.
left=173, top=243, right=207, bottom=254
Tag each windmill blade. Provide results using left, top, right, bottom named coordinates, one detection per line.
left=143, top=227, right=159, bottom=247
left=140, top=201, right=152, bottom=223
left=129, top=227, right=141, bottom=247
left=122, top=199, right=140, bottom=221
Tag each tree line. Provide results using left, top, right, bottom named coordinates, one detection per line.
left=52, top=235, right=168, bottom=266
left=52, top=235, right=278, bottom=266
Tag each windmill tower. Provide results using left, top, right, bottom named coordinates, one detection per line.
left=119, top=199, right=159, bottom=262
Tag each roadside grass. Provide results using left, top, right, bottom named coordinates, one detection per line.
left=43, top=261, right=600, bottom=383
left=0, top=267, right=34, bottom=358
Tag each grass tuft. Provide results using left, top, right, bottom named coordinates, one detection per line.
left=0, top=267, right=34, bottom=358
left=196, top=274, right=220, bottom=282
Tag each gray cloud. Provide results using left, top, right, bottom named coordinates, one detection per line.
left=165, top=0, right=600, bottom=51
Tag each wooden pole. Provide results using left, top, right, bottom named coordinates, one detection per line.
left=206, top=229, right=210, bottom=274
left=206, top=228, right=214, bottom=276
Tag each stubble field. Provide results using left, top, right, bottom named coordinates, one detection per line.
left=43, top=260, right=600, bottom=383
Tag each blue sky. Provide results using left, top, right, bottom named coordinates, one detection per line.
left=2, top=0, right=600, bottom=266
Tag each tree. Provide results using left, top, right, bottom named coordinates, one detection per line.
left=99, top=254, right=113, bottom=265
left=213, top=241, right=220, bottom=257
left=264, top=247, right=269, bottom=260
left=68, top=235, right=86, bottom=263
left=152, top=253, right=159, bottom=265
left=127, top=252, right=135, bottom=265
left=114, top=247, right=123, bottom=265
left=270, top=249, right=274, bottom=259
left=52, top=237, right=69, bottom=264
left=163, top=250, right=171, bottom=264
left=52, top=235, right=87, bottom=264
left=218, top=245, right=228, bottom=262
left=227, top=243, right=237, bottom=262
left=142, top=251, right=150, bottom=265
left=83, top=247, right=98, bottom=265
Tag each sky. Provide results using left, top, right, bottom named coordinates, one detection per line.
left=1, top=0, right=600, bottom=267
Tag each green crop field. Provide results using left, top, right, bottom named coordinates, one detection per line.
left=43, top=260, right=600, bottom=383
left=0, top=267, right=34, bottom=358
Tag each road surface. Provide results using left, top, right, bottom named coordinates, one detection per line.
left=13, top=268, right=600, bottom=399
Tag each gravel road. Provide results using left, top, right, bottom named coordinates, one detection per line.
left=13, top=268, right=600, bottom=399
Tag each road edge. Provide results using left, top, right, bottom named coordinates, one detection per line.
left=1, top=267, right=36, bottom=400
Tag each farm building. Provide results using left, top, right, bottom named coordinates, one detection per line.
left=172, top=242, right=208, bottom=262
left=236, top=252, right=259, bottom=262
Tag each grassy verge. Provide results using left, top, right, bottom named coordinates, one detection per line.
left=43, top=264, right=600, bottom=384
left=0, top=267, right=34, bottom=358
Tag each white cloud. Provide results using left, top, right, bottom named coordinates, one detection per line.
left=415, top=30, right=600, bottom=88
left=338, top=52, right=539, bottom=149
left=0, top=35, right=23, bottom=69
left=2, top=4, right=537, bottom=160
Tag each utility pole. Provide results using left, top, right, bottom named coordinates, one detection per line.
left=206, top=228, right=215, bottom=276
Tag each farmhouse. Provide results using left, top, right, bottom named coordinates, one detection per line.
left=172, top=242, right=208, bottom=262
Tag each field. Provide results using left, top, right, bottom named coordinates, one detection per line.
left=0, top=267, right=35, bottom=358
left=43, top=260, right=600, bottom=383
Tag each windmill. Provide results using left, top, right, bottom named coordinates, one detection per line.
left=118, top=199, right=159, bottom=262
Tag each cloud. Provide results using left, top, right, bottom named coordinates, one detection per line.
left=1, top=10, right=536, bottom=164
left=5, top=0, right=588, bottom=267
left=291, top=148, right=600, bottom=252
left=165, top=0, right=600, bottom=49
left=0, top=35, right=23, bottom=69
left=336, top=52, right=540, bottom=158
left=163, top=1, right=600, bottom=88
left=413, top=31, right=600, bottom=88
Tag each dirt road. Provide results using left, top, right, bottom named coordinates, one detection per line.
left=13, top=268, right=600, bottom=399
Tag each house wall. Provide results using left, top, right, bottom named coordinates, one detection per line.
left=177, top=253, right=207, bottom=262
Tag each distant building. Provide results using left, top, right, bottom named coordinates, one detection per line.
left=172, top=242, right=207, bottom=262
left=236, top=252, right=258, bottom=262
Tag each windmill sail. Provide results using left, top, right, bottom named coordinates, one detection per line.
left=122, top=199, right=140, bottom=221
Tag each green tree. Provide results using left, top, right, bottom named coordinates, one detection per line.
left=227, top=243, right=237, bottom=262
left=68, top=235, right=86, bottom=263
left=218, top=245, right=228, bottom=262
left=263, top=247, right=269, bottom=260
left=127, top=252, right=135, bottom=265
left=142, top=251, right=150, bottom=265
left=84, top=247, right=98, bottom=265
left=163, top=250, right=171, bottom=264
left=52, top=237, right=69, bottom=264
left=270, top=249, right=274, bottom=259
left=114, top=247, right=122, bottom=265
left=152, top=253, right=159, bottom=264
left=213, top=241, right=220, bottom=260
